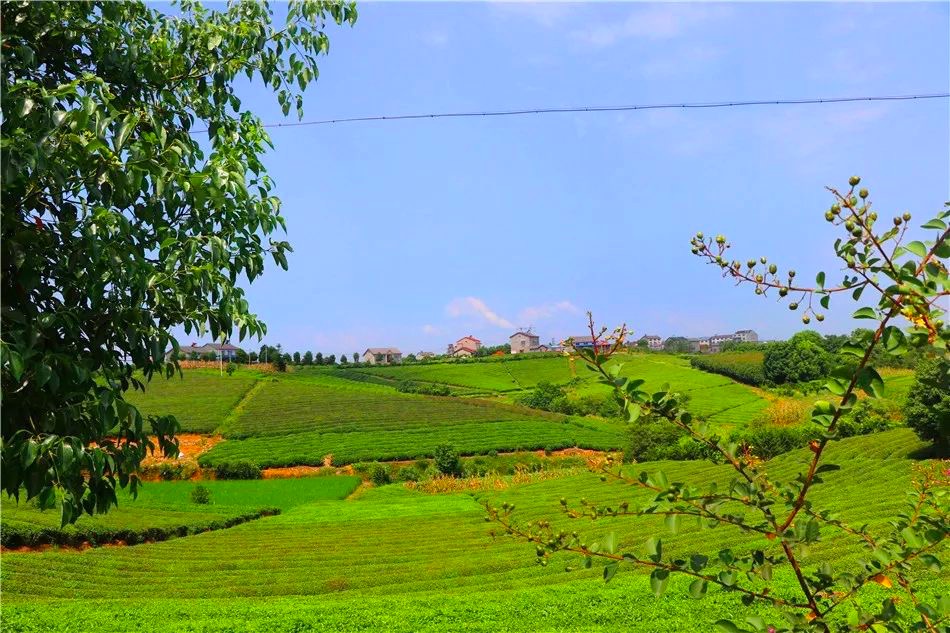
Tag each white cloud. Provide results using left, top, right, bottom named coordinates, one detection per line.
left=421, top=324, right=442, bottom=335
left=445, top=297, right=514, bottom=329
left=518, top=300, right=579, bottom=323
left=571, top=4, right=730, bottom=48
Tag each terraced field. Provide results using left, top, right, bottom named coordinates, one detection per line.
left=3, top=430, right=944, bottom=632
left=124, top=369, right=261, bottom=433
left=219, top=377, right=565, bottom=438
left=1, top=477, right=359, bottom=548
left=201, top=419, right=623, bottom=467
left=347, top=354, right=771, bottom=431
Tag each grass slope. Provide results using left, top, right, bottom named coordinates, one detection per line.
left=3, top=430, right=943, bottom=633
left=0, top=477, right=360, bottom=548
left=123, top=369, right=260, bottom=433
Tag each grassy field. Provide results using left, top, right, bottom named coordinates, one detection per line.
left=2, top=430, right=944, bottom=632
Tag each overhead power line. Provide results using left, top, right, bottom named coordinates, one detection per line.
left=243, top=92, right=949, bottom=130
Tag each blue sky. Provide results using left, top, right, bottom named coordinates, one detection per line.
left=184, top=2, right=949, bottom=356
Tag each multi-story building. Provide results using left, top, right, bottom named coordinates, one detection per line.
left=509, top=331, right=541, bottom=354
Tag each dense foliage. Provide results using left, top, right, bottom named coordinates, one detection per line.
left=0, top=0, right=355, bottom=523
left=763, top=331, right=835, bottom=384
left=904, top=355, right=950, bottom=452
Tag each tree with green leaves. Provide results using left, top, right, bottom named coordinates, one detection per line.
left=327, top=353, right=336, bottom=365
left=0, top=0, right=356, bottom=524
left=904, top=355, right=950, bottom=453
left=663, top=336, right=691, bottom=353
left=488, top=180, right=949, bottom=632
left=292, top=351, right=301, bottom=365
left=339, top=354, right=348, bottom=365
left=303, top=351, right=313, bottom=365
left=315, top=352, right=324, bottom=365
left=353, top=352, right=360, bottom=363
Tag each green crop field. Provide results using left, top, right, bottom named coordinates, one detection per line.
left=2, top=430, right=944, bottom=632
left=345, top=354, right=771, bottom=431
left=0, top=477, right=358, bottom=548
left=124, top=369, right=261, bottom=433
left=218, top=377, right=565, bottom=438
left=345, top=355, right=577, bottom=392
left=201, top=419, right=624, bottom=467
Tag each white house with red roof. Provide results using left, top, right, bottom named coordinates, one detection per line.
left=448, top=335, right=481, bottom=358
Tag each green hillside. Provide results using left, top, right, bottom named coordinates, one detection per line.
left=123, top=369, right=261, bottom=433
left=2, top=430, right=943, bottom=632
left=349, top=354, right=770, bottom=430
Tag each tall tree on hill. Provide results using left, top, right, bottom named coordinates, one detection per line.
left=303, top=351, right=313, bottom=365
left=353, top=352, right=360, bottom=363
left=0, top=0, right=357, bottom=524
left=327, top=354, right=336, bottom=365
left=315, top=352, right=324, bottom=365
left=340, top=354, right=348, bottom=365
left=292, top=351, right=301, bottom=365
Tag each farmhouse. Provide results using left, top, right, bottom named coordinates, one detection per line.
left=686, top=329, right=759, bottom=353
left=168, top=342, right=242, bottom=361
left=509, top=330, right=540, bottom=354
left=362, top=348, right=403, bottom=365
left=568, top=335, right=611, bottom=354
left=448, top=335, right=481, bottom=358
left=638, top=335, right=663, bottom=350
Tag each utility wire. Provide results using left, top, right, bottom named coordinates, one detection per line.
left=227, top=92, right=949, bottom=131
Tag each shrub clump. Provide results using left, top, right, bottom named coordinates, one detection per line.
left=214, top=460, right=262, bottom=480
left=368, top=463, right=391, bottom=486
left=763, top=332, right=833, bottom=384
left=190, top=485, right=211, bottom=505
left=433, top=444, right=462, bottom=477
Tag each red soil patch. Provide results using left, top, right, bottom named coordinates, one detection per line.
left=141, top=433, right=223, bottom=466
left=263, top=464, right=356, bottom=478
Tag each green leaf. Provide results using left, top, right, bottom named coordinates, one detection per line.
left=645, top=537, right=662, bottom=562
left=689, top=554, right=708, bottom=572
left=921, top=218, right=947, bottom=230
left=603, top=561, right=619, bottom=583
left=688, top=578, right=708, bottom=599
left=852, top=307, right=877, bottom=320
left=665, top=514, right=681, bottom=535
left=905, top=241, right=927, bottom=258
left=207, top=34, right=223, bottom=50
left=816, top=271, right=825, bottom=287
left=649, top=568, right=670, bottom=596
left=714, top=620, right=746, bottom=633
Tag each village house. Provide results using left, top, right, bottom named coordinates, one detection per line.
left=167, top=342, right=242, bottom=361
left=686, top=329, right=759, bottom=353
left=362, top=347, right=402, bottom=365
left=509, top=330, right=540, bottom=354
left=416, top=351, right=436, bottom=360
left=448, top=335, right=481, bottom=358
left=568, top=335, right=612, bottom=354
left=638, top=335, right=663, bottom=350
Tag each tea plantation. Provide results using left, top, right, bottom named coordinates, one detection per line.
left=2, top=431, right=945, bottom=632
